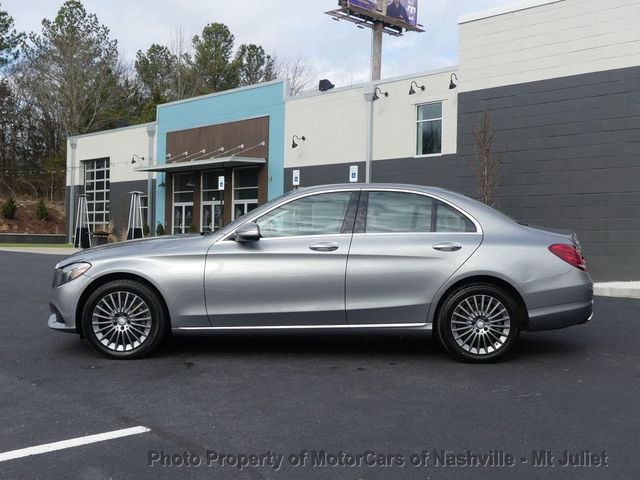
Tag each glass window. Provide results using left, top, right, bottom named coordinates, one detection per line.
left=83, top=158, right=110, bottom=232
left=235, top=168, right=259, bottom=188
left=435, top=201, right=476, bottom=232
left=365, top=192, right=434, bottom=233
left=140, top=195, right=148, bottom=227
left=233, top=167, right=260, bottom=221
left=257, top=192, right=352, bottom=238
left=417, top=102, right=442, bottom=155
left=174, top=173, right=196, bottom=194
left=202, top=171, right=224, bottom=202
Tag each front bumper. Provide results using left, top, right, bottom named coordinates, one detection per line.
left=47, top=273, right=94, bottom=334
left=48, top=311, right=77, bottom=333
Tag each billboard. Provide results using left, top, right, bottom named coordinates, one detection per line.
left=344, top=0, right=419, bottom=29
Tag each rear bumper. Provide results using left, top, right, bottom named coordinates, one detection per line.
left=525, top=268, right=593, bottom=332
left=527, top=300, right=593, bottom=331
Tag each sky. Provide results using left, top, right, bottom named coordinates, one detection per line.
left=3, top=0, right=516, bottom=87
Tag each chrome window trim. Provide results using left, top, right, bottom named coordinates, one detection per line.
left=360, top=187, right=483, bottom=235
left=218, top=188, right=360, bottom=242
left=217, top=186, right=482, bottom=242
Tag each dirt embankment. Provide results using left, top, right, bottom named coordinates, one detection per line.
left=0, top=198, right=66, bottom=234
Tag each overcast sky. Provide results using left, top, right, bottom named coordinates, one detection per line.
left=4, top=0, right=515, bottom=86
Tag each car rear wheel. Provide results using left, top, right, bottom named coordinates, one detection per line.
left=437, top=283, right=521, bottom=363
left=81, top=280, right=167, bottom=359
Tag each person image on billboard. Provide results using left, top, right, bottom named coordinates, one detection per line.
left=386, top=0, right=409, bottom=24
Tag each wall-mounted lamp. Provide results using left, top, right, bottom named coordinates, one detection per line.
left=373, top=87, right=389, bottom=101
left=409, top=81, right=426, bottom=95
left=292, top=135, right=306, bottom=149
left=449, top=73, right=459, bottom=90
left=131, top=154, right=145, bottom=165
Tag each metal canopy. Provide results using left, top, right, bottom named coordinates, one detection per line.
left=134, top=156, right=266, bottom=173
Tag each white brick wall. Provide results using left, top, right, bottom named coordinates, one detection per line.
left=458, top=0, right=640, bottom=92
left=67, top=123, right=156, bottom=187
left=284, top=68, right=458, bottom=169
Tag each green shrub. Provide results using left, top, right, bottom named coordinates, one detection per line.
left=188, top=223, right=197, bottom=233
left=155, top=222, right=165, bottom=236
left=143, top=224, right=150, bottom=237
left=36, top=198, right=49, bottom=220
left=2, top=197, right=16, bottom=219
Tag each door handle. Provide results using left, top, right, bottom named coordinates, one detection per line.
left=433, top=242, right=463, bottom=252
left=309, top=242, right=339, bottom=252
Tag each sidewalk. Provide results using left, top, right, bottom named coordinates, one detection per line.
left=594, top=282, right=640, bottom=300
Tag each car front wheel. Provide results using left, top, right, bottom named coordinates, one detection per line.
left=437, top=283, right=521, bottom=363
left=81, top=280, right=167, bottom=359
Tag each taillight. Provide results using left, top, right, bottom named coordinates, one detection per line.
left=549, top=244, right=587, bottom=271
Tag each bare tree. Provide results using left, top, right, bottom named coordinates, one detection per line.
left=472, top=112, right=500, bottom=207
left=276, top=55, right=314, bottom=96
left=169, top=26, right=197, bottom=101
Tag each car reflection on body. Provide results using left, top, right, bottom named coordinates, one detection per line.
left=48, top=184, right=593, bottom=362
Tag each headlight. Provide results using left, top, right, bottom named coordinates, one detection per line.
left=53, top=262, right=91, bottom=288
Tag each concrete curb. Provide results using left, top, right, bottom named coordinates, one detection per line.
left=594, top=282, right=640, bottom=300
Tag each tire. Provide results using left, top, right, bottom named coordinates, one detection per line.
left=436, top=283, right=521, bottom=363
left=81, top=279, right=167, bottom=359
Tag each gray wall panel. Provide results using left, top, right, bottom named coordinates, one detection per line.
left=285, top=66, right=640, bottom=280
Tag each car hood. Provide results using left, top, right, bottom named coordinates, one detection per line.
left=55, top=234, right=220, bottom=268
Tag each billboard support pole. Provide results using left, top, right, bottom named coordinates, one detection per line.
left=370, top=20, right=383, bottom=81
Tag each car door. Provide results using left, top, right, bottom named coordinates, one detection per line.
left=346, top=189, right=483, bottom=325
left=204, top=190, right=359, bottom=327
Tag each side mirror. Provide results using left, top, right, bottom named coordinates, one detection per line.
left=234, top=222, right=261, bottom=242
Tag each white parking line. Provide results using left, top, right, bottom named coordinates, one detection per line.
left=0, top=426, right=150, bottom=463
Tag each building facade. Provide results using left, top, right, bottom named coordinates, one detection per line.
left=66, top=0, right=640, bottom=280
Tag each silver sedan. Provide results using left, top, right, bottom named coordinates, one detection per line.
left=48, top=184, right=593, bottom=362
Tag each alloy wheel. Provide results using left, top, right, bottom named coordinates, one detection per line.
left=450, top=294, right=511, bottom=355
left=91, top=291, right=153, bottom=352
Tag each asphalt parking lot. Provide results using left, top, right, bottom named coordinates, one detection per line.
left=1, top=251, right=638, bottom=480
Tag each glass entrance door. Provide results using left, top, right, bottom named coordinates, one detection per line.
left=172, top=173, right=195, bottom=234
left=173, top=204, right=193, bottom=234
left=202, top=171, right=224, bottom=232
left=202, top=203, right=222, bottom=232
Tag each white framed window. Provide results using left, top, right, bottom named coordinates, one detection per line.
left=416, top=102, right=442, bottom=156
left=232, top=167, right=259, bottom=220
left=83, top=158, right=110, bottom=232
left=140, top=195, right=148, bottom=228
